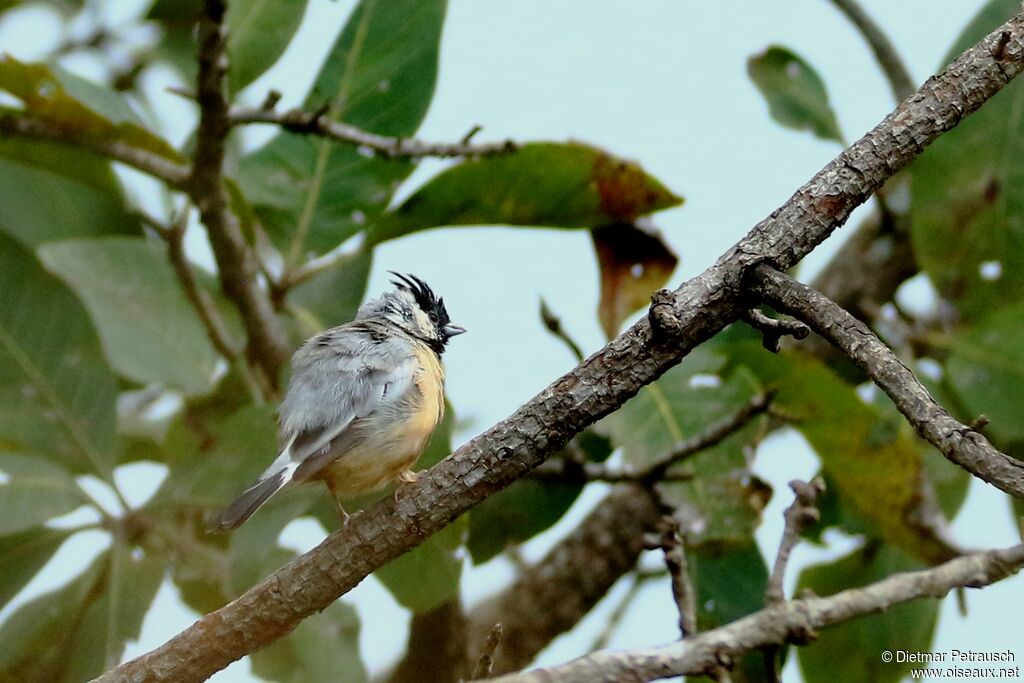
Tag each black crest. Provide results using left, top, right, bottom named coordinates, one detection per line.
left=388, top=272, right=450, bottom=326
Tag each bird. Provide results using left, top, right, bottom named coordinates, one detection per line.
left=209, top=272, right=465, bottom=532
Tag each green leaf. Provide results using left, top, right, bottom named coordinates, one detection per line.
left=605, top=345, right=770, bottom=547
left=945, top=302, right=1024, bottom=444
left=61, top=544, right=164, bottom=681
left=0, top=550, right=107, bottom=682
left=287, top=246, right=373, bottom=335
left=374, top=407, right=464, bottom=612
left=592, top=223, right=678, bottom=339
left=0, top=234, right=117, bottom=475
left=797, top=544, right=937, bottom=683
left=226, top=0, right=309, bottom=94
left=237, top=0, right=446, bottom=256
left=0, top=527, right=72, bottom=611
left=369, top=142, right=683, bottom=245
left=721, top=330, right=958, bottom=564
left=688, top=542, right=769, bottom=683
left=467, top=429, right=612, bottom=564
left=910, top=0, right=1024, bottom=320
left=747, top=46, right=843, bottom=143
left=38, top=237, right=224, bottom=395
left=155, top=403, right=279, bottom=507
left=0, top=453, right=85, bottom=535
left=250, top=601, right=366, bottom=683
left=0, top=139, right=139, bottom=248
left=0, top=56, right=183, bottom=163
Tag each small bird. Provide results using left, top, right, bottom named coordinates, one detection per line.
left=209, top=273, right=465, bottom=532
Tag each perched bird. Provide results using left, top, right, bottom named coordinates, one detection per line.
left=209, top=273, right=465, bottom=532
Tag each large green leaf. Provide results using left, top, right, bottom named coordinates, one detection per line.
left=39, top=237, right=224, bottom=396
left=226, top=0, right=309, bottom=94
left=797, top=544, right=937, bottom=683
left=373, top=407, right=465, bottom=613
left=237, top=0, right=446, bottom=257
left=0, top=545, right=160, bottom=682
left=605, top=345, right=770, bottom=547
left=747, top=46, right=843, bottom=143
left=250, top=601, right=366, bottom=683
left=910, top=0, right=1024, bottom=320
left=688, top=542, right=770, bottom=683
left=0, top=453, right=86, bottom=535
left=0, top=527, right=73, bottom=611
left=0, top=234, right=117, bottom=475
left=60, top=544, right=164, bottom=681
left=0, top=550, right=108, bottom=682
left=945, top=302, right=1024, bottom=444
left=466, top=429, right=612, bottom=564
left=0, top=139, right=139, bottom=248
left=287, top=246, right=373, bottom=335
left=0, top=56, right=182, bottom=162
left=369, top=142, right=683, bottom=245
left=721, top=330, right=957, bottom=564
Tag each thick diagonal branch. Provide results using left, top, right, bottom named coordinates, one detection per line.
left=93, top=13, right=1024, bottom=683
left=467, top=487, right=662, bottom=674
left=489, top=543, right=1024, bottom=682
left=191, top=0, right=291, bottom=385
left=749, top=265, right=1024, bottom=498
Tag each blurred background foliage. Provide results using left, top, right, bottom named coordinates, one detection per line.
left=0, top=0, right=1021, bottom=681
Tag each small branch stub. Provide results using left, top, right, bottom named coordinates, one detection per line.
left=741, top=307, right=810, bottom=352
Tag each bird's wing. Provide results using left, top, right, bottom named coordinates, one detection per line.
left=267, top=323, right=417, bottom=483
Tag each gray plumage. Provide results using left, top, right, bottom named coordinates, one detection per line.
left=209, top=275, right=464, bottom=532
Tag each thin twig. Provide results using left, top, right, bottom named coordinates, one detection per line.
left=140, top=209, right=243, bottom=362
left=646, top=516, right=698, bottom=638
left=191, top=0, right=292, bottom=387
left=539, top=299, right=585, bottom=362
left=275, top=232, right=367, bottom=293
left=229, top=106, right=517, bottom=158
left=471, top=624, right=503, bottom=680
left=749, top=264, right=1024, bottom=499
left=828, top=0, right=915, bottom=102
left=765, top=479, right=825, bottom=605
left=0, top=114, right=191, bottom=188
left=531, top=392, right=772, bottom=486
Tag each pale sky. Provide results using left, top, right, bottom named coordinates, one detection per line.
left=0, top=1, right=1019, bottom=681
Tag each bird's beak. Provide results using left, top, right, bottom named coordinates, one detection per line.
left=442, top=324, right=466, bottom=339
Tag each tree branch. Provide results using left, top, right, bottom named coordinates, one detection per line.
left=0, top=114, right=191, bottom=188
left=190, top=0, right=292, bottom=387
left=829, top=0, right=916, bottom=101
left=489, top=543, right=1024, bottom=683
left=466, top=486, right=663, bottom=675
left=748, top=264, right=1024, bottom=498
left=229, top=106, right=516, bottom=158
left=93, top=13, right=1024, bottom=682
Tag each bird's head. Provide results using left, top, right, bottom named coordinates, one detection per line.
left=358, top=272, right=465, bottom=353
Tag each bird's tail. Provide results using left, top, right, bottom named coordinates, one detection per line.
left=207, top=468, right=291, bottom=533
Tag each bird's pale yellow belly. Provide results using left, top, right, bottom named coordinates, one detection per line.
left=320, top=345, right=444, bottom=498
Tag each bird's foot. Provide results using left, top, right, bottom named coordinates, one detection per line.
left=397, top=469, right=419, bottom=484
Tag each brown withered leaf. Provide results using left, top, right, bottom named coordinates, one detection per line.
left=592, top=223, right=678, bottom=339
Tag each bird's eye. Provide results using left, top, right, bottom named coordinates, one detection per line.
left=428, top=311, right=438, bottom=323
